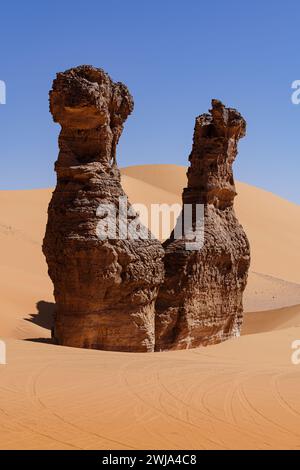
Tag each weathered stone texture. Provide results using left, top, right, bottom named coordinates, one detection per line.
left=155, top=99, right=250, bottom=350
left=43, top=66, right=164, bottom=352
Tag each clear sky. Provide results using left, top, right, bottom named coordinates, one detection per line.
left=1, top=0, right=300, bottom=203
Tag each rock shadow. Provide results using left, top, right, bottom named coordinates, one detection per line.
left=25, top=300, right=56, bottom=345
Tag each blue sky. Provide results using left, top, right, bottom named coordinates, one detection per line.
left=0, top=0, right=300, bottom=203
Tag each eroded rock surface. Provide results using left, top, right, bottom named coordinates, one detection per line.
left=43, top=65, right=164, bottom=352
left=155, top=99, right=250, bottom=350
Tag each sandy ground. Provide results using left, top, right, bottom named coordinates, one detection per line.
left=0, top=164, right=300, bottom=449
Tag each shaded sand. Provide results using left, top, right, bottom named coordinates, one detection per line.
left=1, top=164, right=300, bottom=449
left=243, top=304, right=300, bottom=335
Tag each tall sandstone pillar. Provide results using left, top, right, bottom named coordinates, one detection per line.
left=43, top=66, right=164, bottom=352
left=155, top=99, right=250, bottom=350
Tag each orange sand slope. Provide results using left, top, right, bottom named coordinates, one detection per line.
left=122, top=165, right=300, bottom=284
left=0, top=164, right=300, bottom=449
left=1, top=331, right=300, bottom=450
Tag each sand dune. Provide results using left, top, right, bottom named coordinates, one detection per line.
left=244, top=272, right=300, bottom=312
left=1, top=164, right=300, bottom=449
left=243, top=304, right=300, bottom=335
left=1, top=330, right=300, bottom=450
left=122, top=165, right=300, bottom=284
left=0, top=189, right=52, bottom=338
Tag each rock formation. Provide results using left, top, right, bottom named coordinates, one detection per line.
left=155, top=99, right=250, bottom=351
left=43, top=65, right=164, bottom=352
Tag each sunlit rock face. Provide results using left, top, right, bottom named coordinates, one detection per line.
left=155, top=100, right=250, bottom=351
left=43, top=65, right=164, bottom=352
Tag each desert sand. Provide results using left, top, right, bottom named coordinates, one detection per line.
left=0, top=164, right=300, bottom=449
